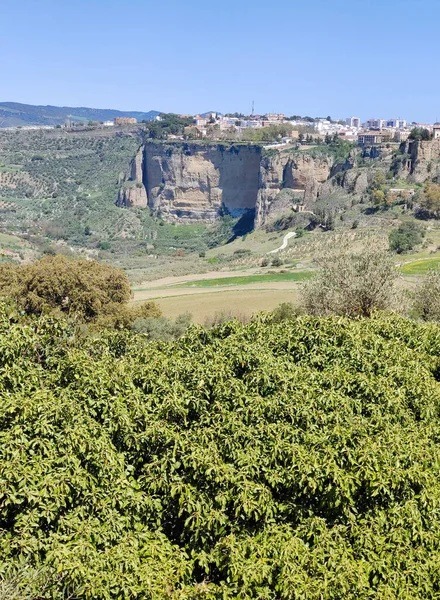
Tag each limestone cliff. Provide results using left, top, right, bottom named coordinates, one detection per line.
left=116, top=141, right=355, bottom=228
left=406, top=139, right=440, bottom=183
left=117, top=181, right=148, bottom=208
left=142, top=142, right=261, bottom=222
left=116, top=147, right=147, bottom=208
left=254, top=151, right=335, bottom=227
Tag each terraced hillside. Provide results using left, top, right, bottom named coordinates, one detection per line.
left=0, top=127, right=147, bottom=240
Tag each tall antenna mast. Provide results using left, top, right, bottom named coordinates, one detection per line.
left=252, top=100, right=254, bottom=117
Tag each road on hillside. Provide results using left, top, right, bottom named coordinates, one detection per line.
left=267, top=231, right=297, bottom=254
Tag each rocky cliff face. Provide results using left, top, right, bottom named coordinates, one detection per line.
left=143, top=142, right=261, bottom=222
left=116, top=182, right=148, bottom=208
left=116, top=147, right=148, bottom=208
left=254, top=151, right=335, bottom=227
left=406, top=139, right=440, bottom=183
left=117, top=142, right=354, bottom=228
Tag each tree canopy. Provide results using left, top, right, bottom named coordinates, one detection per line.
left=420, top=183, right=440, bottom=217
left=0, top=255, right=132, bottom=320
left=0, top=256, right=160, bottom=326
left=408, top=127, right=433, bottom=141
left=389, top=221, right=425, bottom=254
left=146, top=113, right=193, bottom=139
left=302, top=248, right=398, bottom=317
left=3, top=306, right=440, bottom=597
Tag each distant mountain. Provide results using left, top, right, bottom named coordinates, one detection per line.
left=0, top=102, right=161, bottom=128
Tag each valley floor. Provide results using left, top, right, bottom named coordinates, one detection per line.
left=133, top=268, right=306, bottom=323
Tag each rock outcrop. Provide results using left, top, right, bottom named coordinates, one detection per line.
left=143, top=142, right=261, bottom=221
left=116, top=147, right=148, bottom=208
left=254, top=151, right=334, bottom=227
left=116, top=141, right=355, bottom=228
left=116, top=181, right=148, bottom=208
left=406, top=139, right=440, bottom=183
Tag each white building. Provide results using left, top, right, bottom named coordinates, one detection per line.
left=386, top=118, right=407, bottom=129
left=239, top=120, right=262, bottom=128
left=346, top=117, right=361, bottom=128
left=265, top=113, right=285, bottom=122
left=193, top=116, right=208, bottom=127
left=103, top=121, right=114, bottom=127
left=366, top=118, right=386, bottom=130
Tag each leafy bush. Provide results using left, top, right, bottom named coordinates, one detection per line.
left=302, top=248, right=398, bottom=317
left=0, top=256, right=160, bottom=324
left=204, top=309, right=249, bottom=327
left=412, top=268, right=440, bottom=321
left=271, top=301, right=299, bottom=321
left=3, top=308, right=440, bottom=596
left=409, top=127, right=433, bottom=141
left=419, top=183, right=440, bottom=218
left=389, top=221, right=425, bottom=254
left=131, top=312, right=192, bottom=340
left=95, top=300, right=162, bottom=330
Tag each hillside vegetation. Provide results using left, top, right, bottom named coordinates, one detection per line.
left=2, top=307, right=440, bottom=598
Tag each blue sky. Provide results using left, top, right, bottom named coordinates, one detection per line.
left=1, top=0, right=439, bottom=121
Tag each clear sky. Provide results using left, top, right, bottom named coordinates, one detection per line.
left=2, top=0, right=440, bottom=122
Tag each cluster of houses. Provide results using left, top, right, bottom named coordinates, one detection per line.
left=185, top=112, right=297, bottom=139
left=183, top=112, right=439, bottom=146
left=8, top=111, right=440, bottom=149
left=339, top=117, right=440, bottom=146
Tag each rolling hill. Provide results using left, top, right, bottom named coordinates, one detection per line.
left=0, top=102, right=160, bottom=128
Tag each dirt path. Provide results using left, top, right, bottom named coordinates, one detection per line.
left=267, top=231, right=297, bottom=254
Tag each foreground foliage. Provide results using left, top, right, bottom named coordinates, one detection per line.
left=0, top=256, right=160, bottom=327
left=2, top=307, right=440, bottom=597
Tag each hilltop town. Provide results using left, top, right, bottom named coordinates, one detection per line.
left=5, top=106, right=439, bottom=150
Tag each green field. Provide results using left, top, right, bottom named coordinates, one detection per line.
left=401, top=257, right=440, bottom=275
left=175, top=271, right=311, bottom=288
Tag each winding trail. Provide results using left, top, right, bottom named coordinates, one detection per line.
left=267, top=231, right=297, bottom=254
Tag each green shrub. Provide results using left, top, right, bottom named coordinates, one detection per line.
left=271, top=301, right=300, bottom=321
left=412, top=269, right=440, bottom=321
left=0, top=255, right=134, bottom=321
left=302, top=247, right=398, bottom=317
left=3, top=309, right=440, bottom=596
left=131, top=312, right=192, bottom=340
left=389, top=221, right=424, bottom=254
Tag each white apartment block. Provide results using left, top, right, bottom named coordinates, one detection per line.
left=386, top=118, right=407, bottom=129
left=346, top=117, right=361, bottom=128
left=366, top=118, right=387, bottom=130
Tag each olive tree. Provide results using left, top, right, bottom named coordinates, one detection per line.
left=301, top=247, right=399, bottom=317
left=412, top=269, right=440, bottom=321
